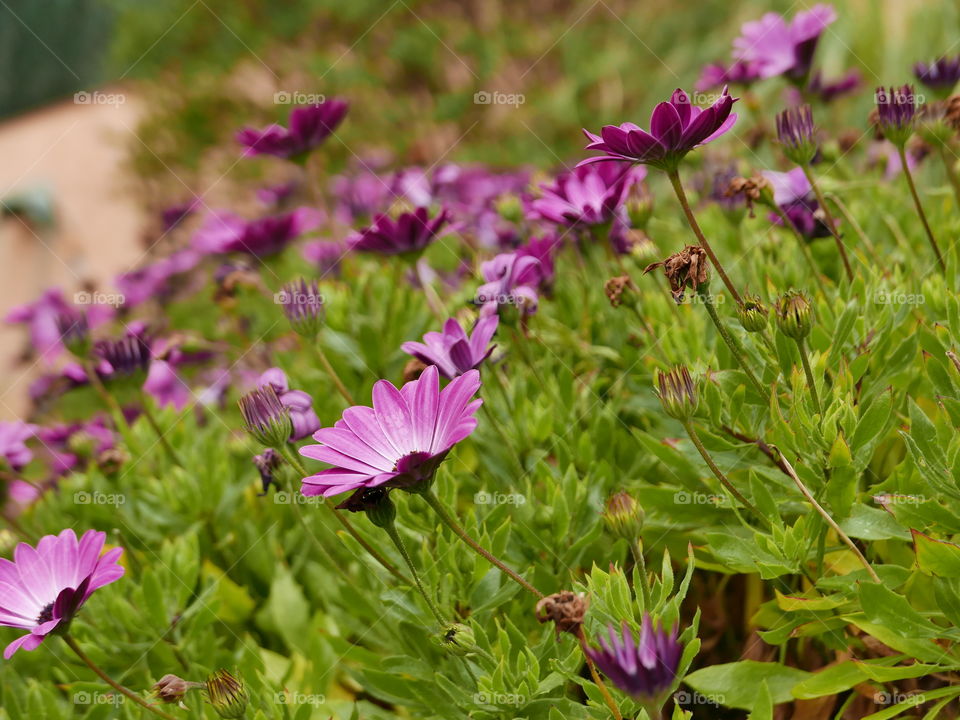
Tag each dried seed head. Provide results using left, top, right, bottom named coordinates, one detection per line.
left=535, top=591, right=590, bottom=637
left=725, top=176, right=774, bottom=216
left=643, top=245, right=709, bottom=304
left=604, top=275, right=635, bottom=308
left=655, top=366, right=698, bottom=421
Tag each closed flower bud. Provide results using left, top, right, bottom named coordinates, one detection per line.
left=153, top=674, right=202, bottom=705
left=56, top=312, right=91, bottom=358
left=775, top=290, right=814, bottom=339
left=495, top=194, right=523, bottom=224
left=875, top=85, right=918, bottom=148
left=655, top=366, right=698, bottom=421
left=776, top=105, right=818, bottom=165
left=602, top=491, right=644, bottom=540
left=626, top=190, right=654, bottom=230
left=238, top=385, right=293, bottom=448
left=279, top=278, right=324, bottom=338
left=205, top=669, right=248, bottom=719
left=431, top=623, right=477, bottom=656
left=737, top=296, right=769, bottom=333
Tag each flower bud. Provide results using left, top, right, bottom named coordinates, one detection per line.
left=602, top=491, right=644, bottom=540
left=775, top=290, right=814, bottom=340
left=279, top=278, right=324, bottom=338
left=153, top=674, right=202, bottom=705
left=737, top=295, right=769, bottom=333
left=56, top=312, right=91, bottom=358
left=238, top=386, right=293, bottom=448
left=205, top=669, right=248, bottom=719
left=776, top=105, right=818, bottom=165
left=655, top=366, right=698, bottom=421
left=431, top=623, right=477, bottom=656
left=495, top=194, right=523, bottom=224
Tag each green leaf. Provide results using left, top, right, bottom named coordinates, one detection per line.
left=913, top=530, right=960, bottom=578
left=683, top=661, right=811, bottom=710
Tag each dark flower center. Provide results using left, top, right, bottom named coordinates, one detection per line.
left=36, top=602, right=55, bottom=625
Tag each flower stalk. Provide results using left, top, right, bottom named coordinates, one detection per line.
left=897, top=145, right=946, bottom=273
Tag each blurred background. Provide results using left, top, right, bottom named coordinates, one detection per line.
left=0, top=0, right=956, bottom=416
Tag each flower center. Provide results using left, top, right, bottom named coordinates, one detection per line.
left=36, top=602, right=55, bottom=625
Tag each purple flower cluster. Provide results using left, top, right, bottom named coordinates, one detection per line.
left=193, top=208, right=323, bottom=258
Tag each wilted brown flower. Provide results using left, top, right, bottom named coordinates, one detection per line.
left=725, top=176, right=772, bottom=216
left=536, top=591, right=590, bottom=637
left=643, top=245, right=709, bottom=303
left=604, top=275, right=635, bottom=308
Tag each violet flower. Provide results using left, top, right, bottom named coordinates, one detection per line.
left=516, top=235, right=560, bottom=290
left=584, top=616, right=682, bottom=706
left=279, top=278, right=325, bottom=337
left=143, top=359, right=191, bottom=411
left=95, top=335, right=152, bottom=377
left=236, top=99, right=348, bottom=161
left=914, top=56, right=960, bottom=97
left=732, top=4, right=837, bottom=82
left=349, top=207, right=450, bottom=256
left=875, top=85, right=918, bottom=147
left=299, top=365, right=481, bottom=506
left=0, top=421, right=36, bottom=471
left=475, top=252, right=543, bottom=317
left=805, top=70, right=861, bottom=103
left=0, top=528, right=124, bottom=658
left=258, top=368, right=320, bottom=441
left=401, top=316, right=499, bottom=379
left=37, top=419, right=114, bottom=477
left=115, top=248, right=202, bottom=308
left=762, top=167, right=833, bottom=239
left=5, top=290, right=112, bottom=364
left=581, top=88, right=738, bottom=172
left=776, top=104, right=818, bottom=165
left=192, top=208, right=323, bottom=258
left=302, top=240, right=346, bottom=277
left=695, top=60, right=762, bottom=91
left=160, top=198, right=200, bottom=232
left=528, top=162, right=645, bottom=227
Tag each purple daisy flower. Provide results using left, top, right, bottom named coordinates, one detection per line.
left=299, top=365, right=481, bottom=505
left=696, top=60, right=762, bottom=91
left=475, top=252, right=543, bottom=317
left=762, top=167, right=833, bottom=239
left=36, top=419, right=114, bottom=477
left=581, top=89, right=738, bottom=172
left=528, top=162, right=645, bottom=227
left=349, top=207, right=450, bottom=256
left=236, top=99, right=348, bottom=161
left=516, top=235, right=560, bottom=290
left=192, top=208, right=323, bottom=258
left=733, top=4, right=837, bottom=82
left=584, top=616, right=682, bottom=705
left=258, top=368, right=320, bottom=441
left=0, top=529, right=124, bottom=658
left=0, top=421, right=37, bottom=471
left=804, top=69, right=861, bottom=103
left=143, top=359, right=191, bottom=411
left=875, top=85, right=918, bottom=147
left=401, top=315, right=499, bottom=379
left=914, top=56, right=960, bottom=97
left=302, top=239, right=346, bottom=277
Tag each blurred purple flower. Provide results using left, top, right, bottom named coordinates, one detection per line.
left=302, top=239, right=346, bottom=276
left=37, top=419, right=114, bottom=476
left=349, top=207, right=450, bottom=256
left=143, top=359, right=191, bottom=411
left=762, top=167, right=832, bottom=239
left=581, top=89, right=737, bottom=172
left=0, top=528, right=124, bottom=658
left=475, top=252, right=542, bottom=317
left=0, top=421, right=36, bottom=471
left=805, top=70, right=861, bottom=103
left=5, top=290, right=112, bottom=363
left=402, top=316, right=499, bottom=379
left=258, top=368, right=320, bottom=441
left=160, top=198, right=200, bottom=233
left=696, top=60, right=762, bottom=91
left=733, top=4, right=837, bottom=82
left=299, top=365, right=481, bottom=506
left=237, top=99, right=348, bottom=161
left=331, top=168, right=393, bottom=224
left=914, top=56, right=960, bottom=97
left=528, top=162, right=644, bottom=227
left=193, top=208, right=323, bottom=257
left=875, top=85, right=918, bottom=147
left=115, top=248, right=202, bottom=308
left=256, top=181, right=299, bottom=210
left=515, top=235, right=560, bottom=289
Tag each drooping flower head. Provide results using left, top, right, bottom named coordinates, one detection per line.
left=193, top=208, right=323, bottom=258
left=0, top=421, right=36, bottom=471
left=581, top=89, right=738, bottom=173
left=762, top=167, right=833, bottom=239
left=776, top=104, right=818, bottom=165
left=0, top=528, right=124, bottom=658
left=528, top=162, right=645, bottom=227
left=299, top=365, right=481, bottom=507
left=732, top=4, right=837, bottom=83
left=349, top=207, right=450, bottom=256
left=401, top=316, right=499, bottom=379
left=643, top=246, right=709, bottom=304
left=875, top=85, right=918, bottom=147
left=914, top=56, right=960, bottom=98
left=236, top=99, right=348, bottom=161
left=475, top=252, right=543, bottom=317
left=257, top=368, right=321, bottom=442
left=584, top=616, right=683, bottom=705
left=279, top=278, right=325, bottom=338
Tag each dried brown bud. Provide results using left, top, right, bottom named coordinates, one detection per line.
left=837, top=129, right=862, bottom=153
left=604, top=275, right=634, bottom=308
left=643, top=245, right=709, bottom=304
left=946, top=94, right=960, bottom=131
left=725, top=176, right=773, bottom=216
left=403, top=357, right=428, bottom=383
left=535, top=591, right=589, bottom=637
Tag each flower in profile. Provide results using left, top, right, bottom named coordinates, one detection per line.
left=655, top=366, right=698, bottom=421
left=475, top=252, right=542, bottom=317
left=602, top=490, right=644, bottom=540
left=401, top=315, right=499, bottom=379
left=193, top=208, right=323, bottom=258
left=349, top=207, right=450, bottom=256
left=239, top=385, right=292, bottom=448
left=875, top=85, right=918, bottom=147
left=236, top=99, right=348, bottom=161
left=776, top=105, right=818, bottom=165
left=737, top=295, right=770, bottom=333
left=279, top=278, right=325, bottom=338
left=762, top=167, right=833, bottom=239
left=528, top=162, right=645, bottom=227
left=732, top=4, right=837, bottom=82
left=299, top=365, right=481, bottom=506
left=581, top=88, right=738, bottom=172
left=96, top=335, right=152, bottom=377
left=643, top=246, right=709, bottom=303
left=915, top=56, right=960, bottom=98
left=5, top=289, right=112, bottom=364
left=204, top=669, right=248, bottom=719
left=584, top=616, right=682, bottom=705
left=805, top=69, right=861, bottom=103
left=0, top=421, right=36, bottom=471
left=0, top=528, right=124, bottom=658
left=257, top=368, right=320, bottom=441
left=516, top=235, right=560, bottom=289
left=696, top=60, right=762, bottom=91
left=55, top=311, right=90, bottom=357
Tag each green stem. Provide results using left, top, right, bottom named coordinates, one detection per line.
left=63, top=634, right=177, bottom=720
left=699, top=292, right=766, bottom=399
left=770, top=203, right=832, bottom=305
left=312, top=342, right=354, bottom=405
left=796, top=338, right=822, bottom=416
left=667, top=169, right=742, bottom=304
left=480, top=402, right=524, bottom=475
left=381, top=520, right=446, bottom=624
left=138, top=391, right=184, bottom=467
left=418, top=487, right=543, bottom=599
left=939, top=145, right=960, bottom=208
left=630, top=539, right=652, bottom=610
left=898, top=145, right=947, bottom=273
left=800, top=165, right=854, bottom=282
left=84, top=361, right=131, bottom=436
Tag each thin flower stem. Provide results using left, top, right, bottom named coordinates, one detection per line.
left=312, top=343, right=354, bottom=405
left=698, top=292, right=766, bottom=399
left=898, top=145, right=947, bottom=273
left=800, top=165, right=854, bottom=282
left=278, top=445, right=412, bottom=584
left=480, top=402, right=524, bottom=475
left=796, top=338, right=822, bottom=415
left=84, top=362, right=131, bottom=436
left=418, top=487, right=543, bottom=599
left=63, top=634, right=177, bottom=720
left=575, top=627, right=623, bottom=720
left=667, top=170, right=742, bottom=305
left=414, top=261, right=447, bottom=323
left=629, top=540, right=652, bottom=610
left=681, top=420, right=767, bottom=526
left=774, top=450, right=881, bottom=583
left=770, top=203, right=832, bottom=304
left=381, top=520, right=446, bottom=625
left=939, top=146, right=960, bottom=208
left=137, top=391, right=184, bottom=467
left=511, top=327, right=547, bottom=389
